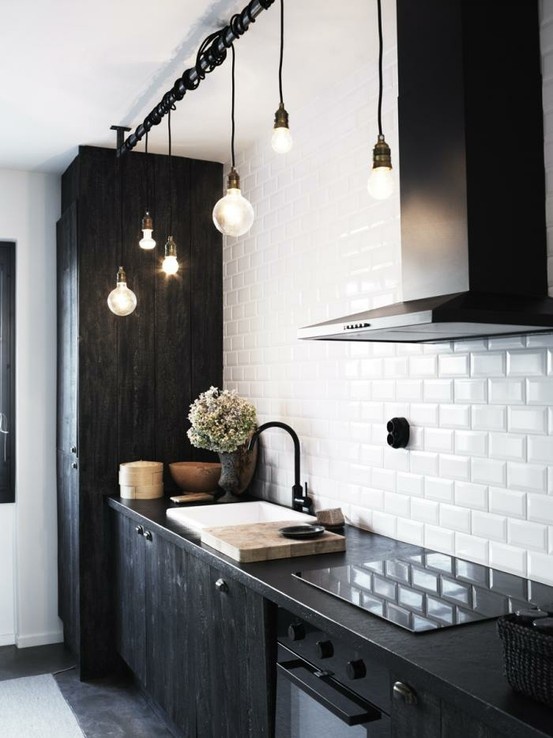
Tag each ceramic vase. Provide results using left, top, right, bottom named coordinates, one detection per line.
left=217, top=443, right=258, bottom=502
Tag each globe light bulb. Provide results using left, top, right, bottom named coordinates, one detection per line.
left=368, top=134, right=394, bottom=200
left=162, top=235, right=179, bottom=275
left=367, top=166, right=394, bottom=200
left=107, top=267, right=137, bottom=317
left=271, top=103, right=293, bottom=154
left=212, top=168, right=254, bottom=237
left=139, top=212, right=156, bottom=250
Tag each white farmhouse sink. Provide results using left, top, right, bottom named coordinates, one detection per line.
left=166, top=500, right=315, bottom=531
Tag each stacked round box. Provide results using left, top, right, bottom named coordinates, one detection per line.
left=119, top=461, right=163, bottom=499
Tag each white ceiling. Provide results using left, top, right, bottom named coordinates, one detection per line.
left=2, top=0, right=391, bottom=174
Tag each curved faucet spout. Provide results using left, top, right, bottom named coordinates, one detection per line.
left=248, top=421, right=311, bottom=512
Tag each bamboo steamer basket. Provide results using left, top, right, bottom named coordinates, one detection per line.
left=119, top=461, right=164, bottom=499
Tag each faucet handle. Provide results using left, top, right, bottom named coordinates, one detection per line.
left=293, top=482, right=313, bottom=514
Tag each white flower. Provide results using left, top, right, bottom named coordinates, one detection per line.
left=187, top=387, right=257, bottom=453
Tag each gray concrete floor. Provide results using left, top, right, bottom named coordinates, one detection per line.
left=0, top=643, right=177, bottom=737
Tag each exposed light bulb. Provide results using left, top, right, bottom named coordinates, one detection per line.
left=162, top=235, right=179, bottom=275
left=107, top=267, right=137, bottom=317
left=212, top=168, right=254, bottom=237
left=139, top=211, right=156, bottom=249
left=271, top=103, right=293, bottom=154
left=368, top=134, right=393, bottom=200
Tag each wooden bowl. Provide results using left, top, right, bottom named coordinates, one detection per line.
left=169, top=461, right=221, bottom=493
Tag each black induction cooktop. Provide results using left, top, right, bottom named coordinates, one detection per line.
left=294, top=551, right=553, bottom=633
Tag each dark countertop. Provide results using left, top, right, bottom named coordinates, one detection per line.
left=108, top=496, right=553, bottom=738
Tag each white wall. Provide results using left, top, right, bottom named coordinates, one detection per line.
left=223, top=4, right=553, bottom=586
left=0, top=169, right=61, bottom=647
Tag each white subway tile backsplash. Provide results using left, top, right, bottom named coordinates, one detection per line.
left=222, top=29, right=553, bottom=586
left=471, top=352, right=505, bottom=377
left=472, top=405, right=507, bottom=431
left=508, top=519, right=548, bottom=552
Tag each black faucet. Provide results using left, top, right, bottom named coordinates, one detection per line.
left=248, top=421, right=312, bottom=513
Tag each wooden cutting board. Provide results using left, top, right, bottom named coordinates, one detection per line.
left=200, top=520, right=345, bottom=563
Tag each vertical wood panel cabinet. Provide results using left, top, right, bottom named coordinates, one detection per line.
left=112, top=508, right=275, bottom=738
left=57, top=146, right=222, bottom=678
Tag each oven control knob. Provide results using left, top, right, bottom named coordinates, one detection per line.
left=316, top=640, right=334, bottom=659
left=346, top=659, right=366, bottom=680
left=287, top=623, right=306, bottom=641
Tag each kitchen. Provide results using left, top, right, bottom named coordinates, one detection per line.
left=2, top=0, right=553, bottom=736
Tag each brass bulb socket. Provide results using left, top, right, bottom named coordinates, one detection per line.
left=273, top=102, right=290, bottom=129
left=372, top=134, right=392, bottom=169
left=116, top=266, right=127, bottom=283
left=164, top=236, right=177, bottom=258
left=141, top=212, right=153, bottom=230
left=227, top=167, right=240, bottom=189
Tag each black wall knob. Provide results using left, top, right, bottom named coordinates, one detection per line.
left=287, top=623, right=306, bottom=641
left=316, top=640, right=334, bottom=659
left=135, top=525, right=144, bottom=536
left=143, top=530, right=153, bottom=541
left=346, top=659, right=366, bottom=680
left=387, top=417, right=410, bottom=448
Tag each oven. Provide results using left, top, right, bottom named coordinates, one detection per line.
left=276, top=608, right=391, bottom=737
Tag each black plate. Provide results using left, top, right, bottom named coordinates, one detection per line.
left=279, top=524, right=326, bottom=540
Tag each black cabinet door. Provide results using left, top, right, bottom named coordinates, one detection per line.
left=193, top=556, right=275, bottom=738
left=112, top=512, right=147, bottom=683
left=391, top=678, right=441, bottom=738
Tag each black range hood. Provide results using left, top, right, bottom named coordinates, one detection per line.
left=299, top=0, right=552, bottom=343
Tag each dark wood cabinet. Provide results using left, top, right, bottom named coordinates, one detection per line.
left=57, top=146, right=222, bottom=678
left=111, top=508, right=275, bottom=738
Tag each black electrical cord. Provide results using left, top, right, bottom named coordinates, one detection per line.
left=144, top=131, right=150, bottom=216
left=376, top=0, right=384, bottom=137
left=168, top=107, right=174, bottom=234
left=278, top=0, right=284, bottom=105
left=230, top=44, right=236, bottom=169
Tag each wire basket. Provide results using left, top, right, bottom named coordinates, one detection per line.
left=497, top=614, right=553, bottom=707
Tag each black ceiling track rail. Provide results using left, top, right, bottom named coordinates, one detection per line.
left=117, top=0, right=275, bottom=157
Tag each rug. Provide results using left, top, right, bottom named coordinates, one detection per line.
left=0, top=673, right=85, bottom=737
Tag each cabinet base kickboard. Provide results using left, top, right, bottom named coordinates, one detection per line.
left=200, top=521, right=346, bottom=562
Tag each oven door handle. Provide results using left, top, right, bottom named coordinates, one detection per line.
left=277, top=658, right=382, bottom=727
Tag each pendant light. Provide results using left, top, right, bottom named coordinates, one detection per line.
left=212, top=44, right=254, bottom=238
left=107, top=128, right=137, bottom=317
left=107, top=266, right=137, bottom=316
left=162, top=108, right=179, bottom=275
left=271, top=0, right=292, bottom=154
left=367, top=0, right=394, bottom=200
left=139, top=133, right=156, bottom=250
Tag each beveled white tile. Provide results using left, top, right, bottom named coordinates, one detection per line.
left=508, top=406, right=548, bottom=434
left=489, top=487, right=527, bottom=518
left=409, top=354, right=438, bottom=377
left=471, top=511, right=507, bottom=542
left=454, top=430, right=488, bottom=457
left=410, top=451, right=439, bottom=477
left=527, top=551, right=553, bottom=586
left=528, top=493, right=553, bottom=524
left=528, top=435, right=553, bottom=463
left=423, top=379, right=454, bottom=403
left=411, top=497, right=439, bottom=524
left=470, top=351, right=505, bottom=377
left=424, top=428, right=454, bottom=453
left=424, top=525, right=455, bottom=554
left=439, top=504, right=471, bottom=533
left=384, top=491, right=411, bottom=517
left=488, top=433, right=526, bottom=462
left=454, top=379, right=487, bottom=403
left=507, top=349, right=546, bottom=376
left=371, top=467, right=396, bottom=492
left=396, top=518, right=425, bottom=546
left=439, top=404, right=471, bottom=429
left=488, top=379, right=525, bottom=405
left=425, top=477, right=454, bottom=503
left=439, top=454, right=471, bottom=481
left=454, top=533, right=489, bottom=565
left=507, top=462, right=547, bottom=493
left=439, top=354, right=469, bottom=377
left=472, top=405, right=507, bottom=431
left=508, top=519, right=548, bottom=551
left=454, top=481, right=488, bottom=511
left=527, top=377, right=553, bottom=404
left=371, top=511, right=398, bottom=538
left=489, top=543, right=527, bottom=577
left=396, top=472, right=424, bottom=497
left=471, top=458, right=506, bottom=486
left=409, top=403, right=439, bottom=426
